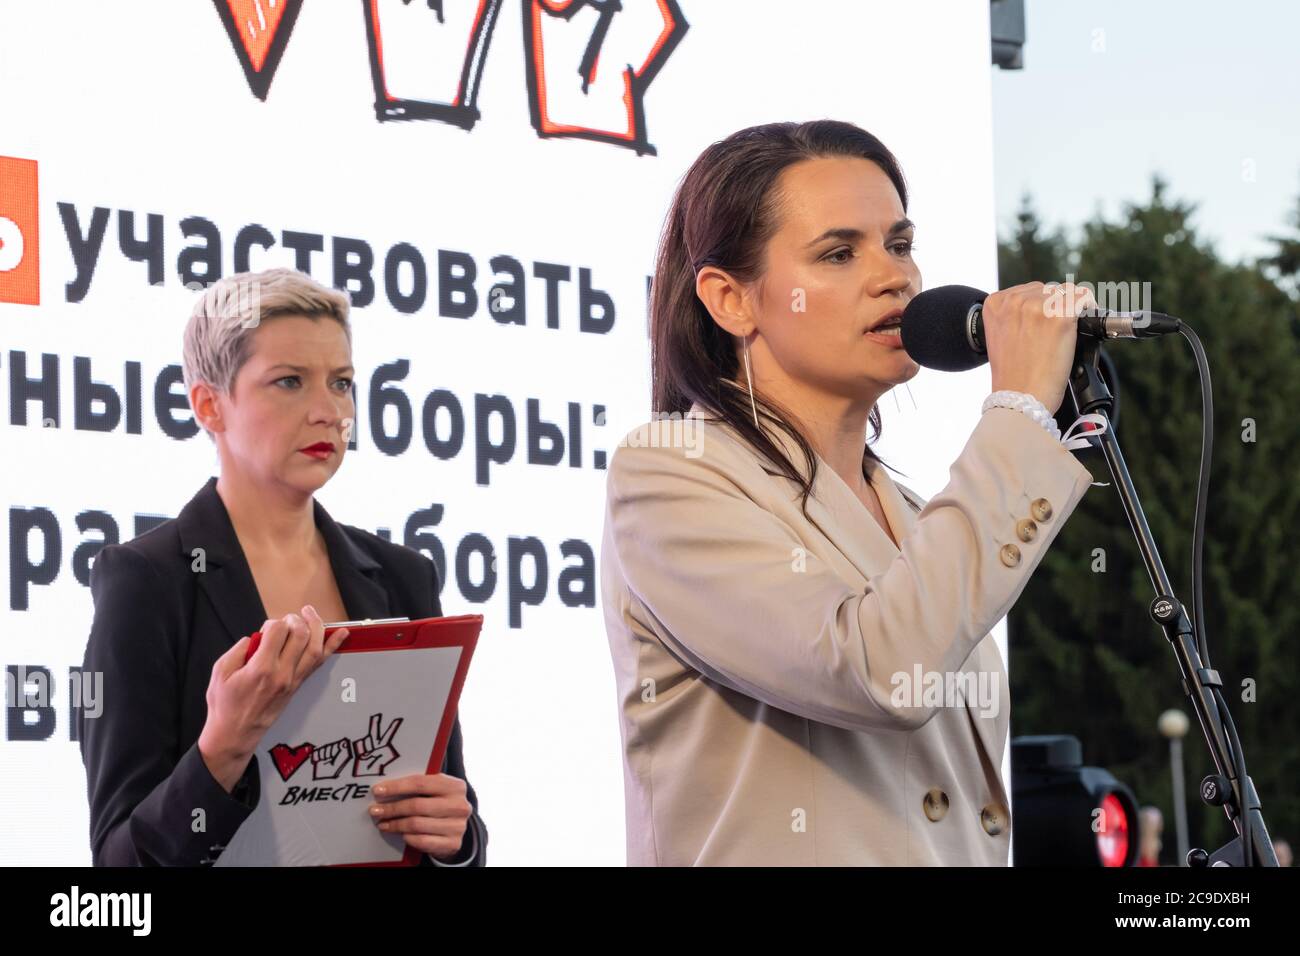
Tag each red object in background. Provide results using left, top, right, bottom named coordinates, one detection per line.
left=212, top=0, right=304, bottom=101
left=0, top=156, right=39, bottom=306
left=1096, top=793, right=1132, bottom=867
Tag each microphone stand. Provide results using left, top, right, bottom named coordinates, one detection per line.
left=1066, top=335, right=1277, bottom=867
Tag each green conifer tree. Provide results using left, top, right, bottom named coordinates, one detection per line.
left=1002, top=175, right=1300, bottom=863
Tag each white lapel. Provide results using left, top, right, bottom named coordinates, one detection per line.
left=688, top=403, right=1005, bottom=774
left=865, top=455, right=921, bottom=545
left=690, top=402, right=911, bottom=581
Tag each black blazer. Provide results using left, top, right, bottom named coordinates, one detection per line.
left=78, top=476, right=487, bottom=867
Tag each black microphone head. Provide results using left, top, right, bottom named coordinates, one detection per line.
left=900, top=284, right=989, bottom=372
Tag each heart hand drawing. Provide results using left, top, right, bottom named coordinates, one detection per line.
left=269, top=742, right=314, bottom=782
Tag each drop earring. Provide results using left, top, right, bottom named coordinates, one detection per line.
left=742, top=332, right=759, bottom=429
left=891, top=383, right=920, bottom=414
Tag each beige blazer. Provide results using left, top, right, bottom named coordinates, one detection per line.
left=600, top=402, right=1095, bottom=865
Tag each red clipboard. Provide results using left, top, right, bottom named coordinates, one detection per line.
left=231, top=614, right=482, bottom=867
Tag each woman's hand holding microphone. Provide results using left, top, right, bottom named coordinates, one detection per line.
left=981, top=280, right=1099, bottom=417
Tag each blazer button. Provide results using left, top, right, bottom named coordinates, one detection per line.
left=1015, top=518, right=1038, bottom=542
left=981, top=804, right=1007, bottom=836
left=1031, top=497, right=1053, bottom=522
left=923, top=788, right=949, bottom=822
left=999, top=543, right=1021, bottom=567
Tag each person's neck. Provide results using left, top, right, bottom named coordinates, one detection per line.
left=215, top=469, right=320, bottom=560
left=757, top=373, right=884, bottom=495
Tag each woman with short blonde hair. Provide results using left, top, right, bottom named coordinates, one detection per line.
left=182, top=266, right=352, bottom=400
left=80, top=267, right=487, bottom=867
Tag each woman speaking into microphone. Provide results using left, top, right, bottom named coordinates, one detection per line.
left=601, top=120, right=1098, bottom=866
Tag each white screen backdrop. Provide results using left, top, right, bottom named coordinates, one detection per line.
left=0, top=0, right=1005, bottom=865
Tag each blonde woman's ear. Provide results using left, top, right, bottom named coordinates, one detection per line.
left=189, top=382, right=224, bottom=435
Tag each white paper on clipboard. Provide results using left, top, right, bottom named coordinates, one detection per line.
left=215, top=641, right=465, bottom=866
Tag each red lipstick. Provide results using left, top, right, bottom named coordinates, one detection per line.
left=300, top=442, right=335, bottom=460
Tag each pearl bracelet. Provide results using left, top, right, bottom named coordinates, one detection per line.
left=982, top=390, right=1061, bottom=441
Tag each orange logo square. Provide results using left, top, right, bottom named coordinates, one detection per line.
left=0, top=157, right=40, bottom=306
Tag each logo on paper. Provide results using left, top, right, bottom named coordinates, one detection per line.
left=0, top=156, right=39, bottom=306
left=268, top=712, right=404, bottom=782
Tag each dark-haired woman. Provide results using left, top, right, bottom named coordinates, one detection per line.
left=601, top=120, right=1098, bottom=865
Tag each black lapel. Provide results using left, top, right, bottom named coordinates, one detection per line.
left=177, top=477, right=391, bottom=647
left=177, top=477, right=267, bottom=649
left=312, top=498, right=392, bottom=621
